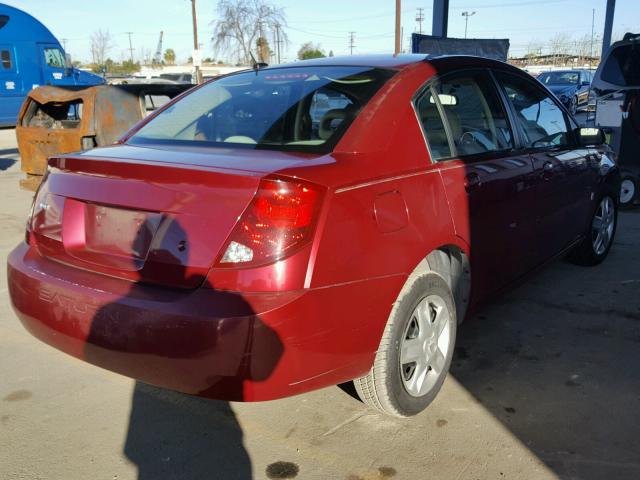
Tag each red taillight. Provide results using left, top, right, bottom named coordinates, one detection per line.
left=217, top=177, right=323, bottom=267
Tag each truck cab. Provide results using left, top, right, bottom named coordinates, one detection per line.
left=0, top=3, right=104, bottom=127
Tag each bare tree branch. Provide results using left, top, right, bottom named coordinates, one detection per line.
left=91, top=29, right=113, bottom=65
left=211, top=0, right=287, bottom=64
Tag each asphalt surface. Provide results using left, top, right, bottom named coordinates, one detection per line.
left=1, top=127, right=639, bottom=480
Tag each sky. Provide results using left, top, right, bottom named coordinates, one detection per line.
left=3, top=0, right=639, bottom=64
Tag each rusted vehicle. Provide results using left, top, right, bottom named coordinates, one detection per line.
left=16, top=83, right=192, bottom=189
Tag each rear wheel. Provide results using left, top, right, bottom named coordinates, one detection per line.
left=568, top=195, right=617, bottom=266
left=354, top=271, right=456, bottom=417
left=620, top=176, right=637, bottom=209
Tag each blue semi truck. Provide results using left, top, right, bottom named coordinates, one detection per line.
left=0, top=3, right=104, bottom=127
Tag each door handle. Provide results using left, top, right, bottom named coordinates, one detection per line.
left=464, top=172, right=481, bottom=191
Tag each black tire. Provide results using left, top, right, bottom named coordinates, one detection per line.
left=619, top=176, right=637, bottom=209
left=568, top=194, right=617, bottom=266
left=569, top=96, right=578, bottom=115
left=353, top=270, right=456, bottom=417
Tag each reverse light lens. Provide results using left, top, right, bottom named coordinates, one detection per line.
left=218, top=178, right=322, bottom=267
left=221, top=241, right=254, bottom=263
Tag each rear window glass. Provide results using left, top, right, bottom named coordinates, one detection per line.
left=601, top=44, right=640, bottom=87
left=128, top=66, right=395, bottom=154
left=23, top=100, right=83, bottom=129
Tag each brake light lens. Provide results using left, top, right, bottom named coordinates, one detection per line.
left=218, top=177, right=323, bottom=267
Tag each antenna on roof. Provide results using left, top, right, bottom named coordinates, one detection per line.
left=249, top=51, right=268, bottom=71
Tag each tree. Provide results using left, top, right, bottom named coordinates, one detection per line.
left=548, top=32, right=571, bottom=65
left=256, top=37, right=271, bottom=62
left=90, top=29, right=113, bottom=66
left=328, top=50, right=334, bottom=57
left=212, top=0, right=287, bottom=65
left=525, top=40, right=543, bottom=60
left=164, top=48, right=176, bottom=65
left=297, top=42, right=325, bottom=60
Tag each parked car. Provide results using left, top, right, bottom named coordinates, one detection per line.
left=158, top=73, right=194, bottom=84
left=537, top=69, right=594, bottom=115
left=8, top=55, right=619, bottom=417
left=592, top=32, right=640, bottom=209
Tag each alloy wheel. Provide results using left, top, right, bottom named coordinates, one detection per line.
left=620, top=178, right=636, bottom=206
left=592, top=196, right=616, bottom=255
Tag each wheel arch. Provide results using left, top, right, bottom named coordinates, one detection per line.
left=402, top=243, right=471, bottom=324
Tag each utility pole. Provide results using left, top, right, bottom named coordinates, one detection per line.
left=416, top=7, right=425, bottom=34
left=275, top=23, right=282, bottom=64
left=190, top=0, right=202, bottom=84
left=601, top=0, right=616, bottom=57
left=125, top=32, right=135, bottom=63
left=589, top=8, right=595, bottom=68
left=394, top=0, right=401, bottom=54
left=349, top=32, right=356, bottom=55
left=461, top=11, right=476, bottom=39
left=61, top=38, right=68, bottom=52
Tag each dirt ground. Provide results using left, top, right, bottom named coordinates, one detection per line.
left=1, top=127, right=639, bottom=480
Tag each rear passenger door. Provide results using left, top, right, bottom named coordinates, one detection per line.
left=494, top=71, right=594, bottom=262
left=415, top=70, right=537, bottom=298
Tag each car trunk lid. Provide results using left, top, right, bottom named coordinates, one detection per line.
left=29, top=149, right=301, bottom=289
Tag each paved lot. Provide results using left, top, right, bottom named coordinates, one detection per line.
left=1, top=127, right=639, bottom=480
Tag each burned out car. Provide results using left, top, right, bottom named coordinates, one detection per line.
left=16, top=83, right=192, bottom=188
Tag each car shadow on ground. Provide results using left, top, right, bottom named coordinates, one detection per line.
left=0, top=148, right=18, bottom=170
left=83, top=219, right=284, bottom=480
left=450, top=214, right=640, bottom=480
left=124, top=382, right=252, bottom=480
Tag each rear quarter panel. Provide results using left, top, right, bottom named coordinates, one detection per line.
left=274, top=62, right=467, bottom=366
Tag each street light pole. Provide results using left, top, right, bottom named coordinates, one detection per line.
left=190, top=0, right=201, bottom=84
left=461, top=11, right=476, bottom=40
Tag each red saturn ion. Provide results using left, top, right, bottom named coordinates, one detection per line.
left=8, top=55, right=619, bottom=417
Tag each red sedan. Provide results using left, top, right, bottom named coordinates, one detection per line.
left=8, top=55, right=619, bottom=417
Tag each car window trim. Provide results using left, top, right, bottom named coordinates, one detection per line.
left=412, top=67, right=518, bottom=164
left=492, top=69, right=577, bottom=154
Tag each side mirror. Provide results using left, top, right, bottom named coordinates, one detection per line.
left=576, top=127, right=605, bottom=147
left=64, top=53, right=73, bottom=77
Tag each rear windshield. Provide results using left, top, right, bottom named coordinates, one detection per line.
left=128, top=66, right=395, bottom=154
left=601, top=44, right=640, bottom=87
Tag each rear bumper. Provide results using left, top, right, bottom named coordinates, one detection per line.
left=8, top=243, right=403, bottom=401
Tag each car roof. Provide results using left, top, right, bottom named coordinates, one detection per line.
left=272, top=54, right=518, bottom=72
left=275, top=54, right=430, bottom=70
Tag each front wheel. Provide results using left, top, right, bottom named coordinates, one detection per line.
left=569, top=96, right=578, bottom=115
left=354, top=271, right=456, bottom=417
left=568, top=195, right=617, bottom=266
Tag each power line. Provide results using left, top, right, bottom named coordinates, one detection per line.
left=348, top=32, right=356, bottom=55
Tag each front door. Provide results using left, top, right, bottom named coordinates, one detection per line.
left=494, top=71, right=595, bottom=261
left=38, top=43, right=72, bottom=86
